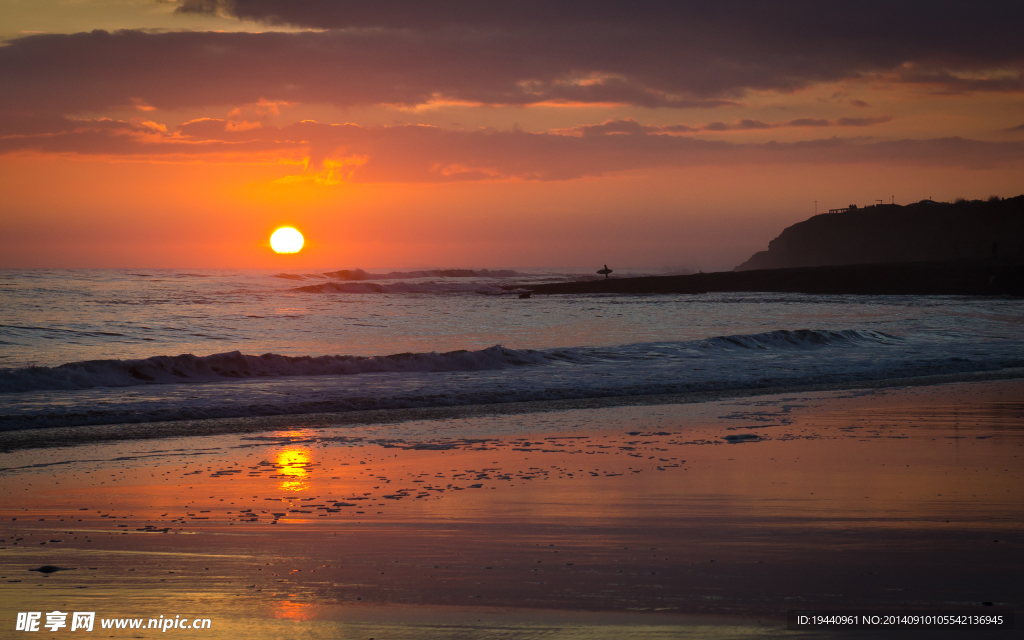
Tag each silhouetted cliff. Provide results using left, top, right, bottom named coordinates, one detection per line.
left=735, top=196, right=1024, bottom=271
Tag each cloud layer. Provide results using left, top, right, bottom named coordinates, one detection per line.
left=1, top=2, right=1021, bottom=184
left=3, top=0, right=1023, bottom=117
left=171, top=1, right=1024, bottom=94
left=4, top=116, right=1021, bottom=183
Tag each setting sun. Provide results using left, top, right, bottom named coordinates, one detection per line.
left=270, top=227, right=304, bottom=254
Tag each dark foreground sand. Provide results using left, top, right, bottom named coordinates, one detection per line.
left=1, top=380, right=1021, bottom=638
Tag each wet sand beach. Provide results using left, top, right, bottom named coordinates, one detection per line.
left=1, top=380, right=1021, bottom=638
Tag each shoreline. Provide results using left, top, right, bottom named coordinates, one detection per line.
left=3, top=366, right=1023, bottom=452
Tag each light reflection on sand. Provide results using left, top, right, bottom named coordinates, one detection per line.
left=271, top=599, right=316, bottom=620
left=0, top=380, right=1021, bottom=638
left=275, top=447, right=312, bottom=492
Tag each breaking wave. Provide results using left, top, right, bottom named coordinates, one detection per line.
left=0, top=346, right=556, bottom=393
left=0, top=329, right=897, bottom=394
left=702, top=329, right=899, bottom=350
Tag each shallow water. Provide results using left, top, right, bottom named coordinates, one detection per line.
left=2, top=269, right=1023, bottom=430
left=3, top=268, right=1022, bottom=368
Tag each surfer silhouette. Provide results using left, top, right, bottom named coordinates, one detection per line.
left=597, top=265, right=612, bottom=279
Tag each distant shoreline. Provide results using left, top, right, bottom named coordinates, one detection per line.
left=521, top=260, right=1024, bottom=296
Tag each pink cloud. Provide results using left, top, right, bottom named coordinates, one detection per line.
left=2, top=117, right=1021, bottom=182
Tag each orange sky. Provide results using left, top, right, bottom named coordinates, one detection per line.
left=1, top=1, right=1022, bottom=269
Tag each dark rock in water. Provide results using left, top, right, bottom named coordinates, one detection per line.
left=30, top=565, right=75, bottom=574
left=723, top=434, right=760, bottom=442
left=736, top=196, right=1024, bottom=271
left=518, top=292, right=531, bottom=299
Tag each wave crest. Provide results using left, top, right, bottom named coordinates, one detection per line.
left=0, top=329, right=899, bottom=393
left=0, top=346, right=554, bottom=393
left=703, top=329, right=899, bottom=350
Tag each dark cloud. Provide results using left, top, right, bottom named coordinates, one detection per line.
left=172, top=0, right=1021, bottom=47
left=0, top=28, right=784, bottom=114
left=569, top=117, right=892, bottom=134
left=891, top=67, right=1024, bottom=93
left=1008, top=124, right=1024, bottom=132
left=789, top=118, right=831, bottom=127
left=737, top=120, right=773, bottom=130
left=3, top=116, right=1020, bottom=181
left=2, top=0, right=1023, bottom=117
left=169, top=2, right=1024, bottom=80
left=569, top=119, right=659, bottom=136
left=835, top=116, right=893, bottom=126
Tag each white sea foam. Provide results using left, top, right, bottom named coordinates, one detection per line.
left=0, top=330, right=899, bottom=394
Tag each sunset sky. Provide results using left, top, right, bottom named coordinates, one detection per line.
left=2, top=0, right=1022, bottom=269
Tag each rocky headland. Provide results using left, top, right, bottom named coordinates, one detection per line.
left=522, top=196, right=1024, bottom=296
left=736, top=196, right=1024, bottom=271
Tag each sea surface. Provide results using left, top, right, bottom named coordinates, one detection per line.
left=2, top=268, right=1023, bottom=430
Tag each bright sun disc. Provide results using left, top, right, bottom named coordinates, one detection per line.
left=270, top=227, right=304, bottom=254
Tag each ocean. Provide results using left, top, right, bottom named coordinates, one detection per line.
left=2, top=268, right=1023, bottom=431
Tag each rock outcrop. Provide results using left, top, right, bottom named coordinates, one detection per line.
left=735, top=196, right=1024, bottom=271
